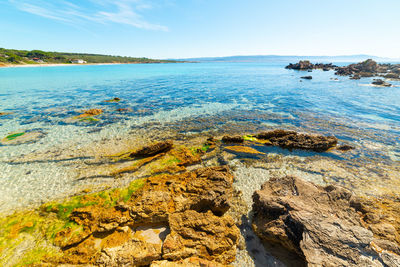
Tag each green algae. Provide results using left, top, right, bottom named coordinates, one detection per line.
left=243, top=135, right=257, bottom=142
left=5, top=132, right=25, bottom=141
left=79, top=116, right=99, bottom=122
left=0, top=178, right=147, bottom=266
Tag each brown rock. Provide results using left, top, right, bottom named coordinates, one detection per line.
left=252, top=176, right=400, bottom=266
left=337, top=144, right=355, bottom=151
left=222, top=135, right=244, bottom=143
left=162, top=210, right=239, bottom=264
left=256, top=129, right=337, bottom=152
left=77, top=108, right=103, bottom=118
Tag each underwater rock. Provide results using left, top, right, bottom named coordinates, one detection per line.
left=252, top=176, right=400, bottom=266
left=222, top=135, right=244, bottom=143
left=105, top=97, right=121, bottom=103
left=224, top=146, right=265, bottom=155
left=77, top=108, right=103, bottom=118
left=162, top=210, right=240, bottom=264
left=129, top=140, right=173, bottom=158
left=116, top=108, right=133, bottom=112
left=0, top=112, right=12, bottom=116
left=256, top=129, right=337, bottom=152
left=1, top=131, right=45, bottom=145
left=300, top=76, right=312, bottom=80
left=337, top=144, right=355, bottom=151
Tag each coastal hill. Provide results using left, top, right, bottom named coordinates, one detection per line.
left=0, top=48, right=177, bottom=66
left=176, top=54, right=400, bottom=63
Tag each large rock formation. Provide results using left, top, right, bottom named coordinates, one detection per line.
left=285, top=61, right=337, bottom=71
left=252, top=176, right=400, bottom=266
left=52, top=166, right=239, bottom=266
left=256, top=129, right=338, bottom=152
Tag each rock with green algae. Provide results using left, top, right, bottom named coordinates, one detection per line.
left=0, top=166, right=240, bottom=266
left=1, top=131, right=45, bottom=145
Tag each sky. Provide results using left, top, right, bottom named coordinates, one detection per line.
left=0, top=0, right=399, bottom=59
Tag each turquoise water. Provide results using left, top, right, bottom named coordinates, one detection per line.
left=0, top=62, right=399, bottom=211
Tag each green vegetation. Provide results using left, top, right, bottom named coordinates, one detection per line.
left=5, top=132, right=25, bottom=140
left=0, top=47, right=178, bottom=65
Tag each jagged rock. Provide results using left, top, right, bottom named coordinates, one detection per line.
left=129, top=141, right=173, bottom=158
left=97, top=226, right=169, bottom=266
left=350, top=75, right=361, bottom=80
left=256, top=129, right=337, bottom=152
left=128, top=166, right=234, bottom=221
left=222, top=135, right=244, bottom=143
left=54, top=166, right=237, bottom=265
left=252, top=176, right=400, bottom=266
left=162, top=210, right=239, bottom=264
left=285, top=60, right=314, bottom=70
left=300, top=76, right=312, bottom=80
left=286, top=61, right=337, bottom=71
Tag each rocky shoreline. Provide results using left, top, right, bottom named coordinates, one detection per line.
left=1, top=129, right=400, bottom=266
left=286, top=59, right=400, bottom=87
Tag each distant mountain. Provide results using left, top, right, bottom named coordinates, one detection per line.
left=175, top=55, right=399, bottom=63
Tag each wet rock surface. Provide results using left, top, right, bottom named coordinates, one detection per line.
left=222, top=135, right=244, bottom=143
left=256, top=129, right=337, bottom=152
left=252, top=176, right=400, bottom=266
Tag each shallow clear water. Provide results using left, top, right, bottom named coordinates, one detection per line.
left=0, top=62, right=399, bottom=212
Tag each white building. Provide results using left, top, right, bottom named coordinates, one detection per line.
left=71, top=59, right=87, bottom=64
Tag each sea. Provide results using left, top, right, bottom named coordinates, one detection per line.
left=0, top=61, right=399, bottom=214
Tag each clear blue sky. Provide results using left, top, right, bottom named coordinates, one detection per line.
left=1, top=0, right=399, bottom=59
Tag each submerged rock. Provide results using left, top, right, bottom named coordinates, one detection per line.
left=252, top=176, right=400, bottom=266
left=1, top=131, right=45, bottom=145
left=105, top=97, right=121, bottom=103
left=224, top=145, right=265, bottom=155
left=78, top=108, right=103, bottom=117
left=129, top=140, right=174, bottom=158
left=222, top=135, right=244, bottom=143
left=256, top=129, right=337, bottom=152
left=337, top=144, right=355, bottom=151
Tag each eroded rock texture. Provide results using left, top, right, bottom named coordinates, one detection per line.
left=252, top=176, right=400, bottom=267
left=54, top=166, right=239, bottom=266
